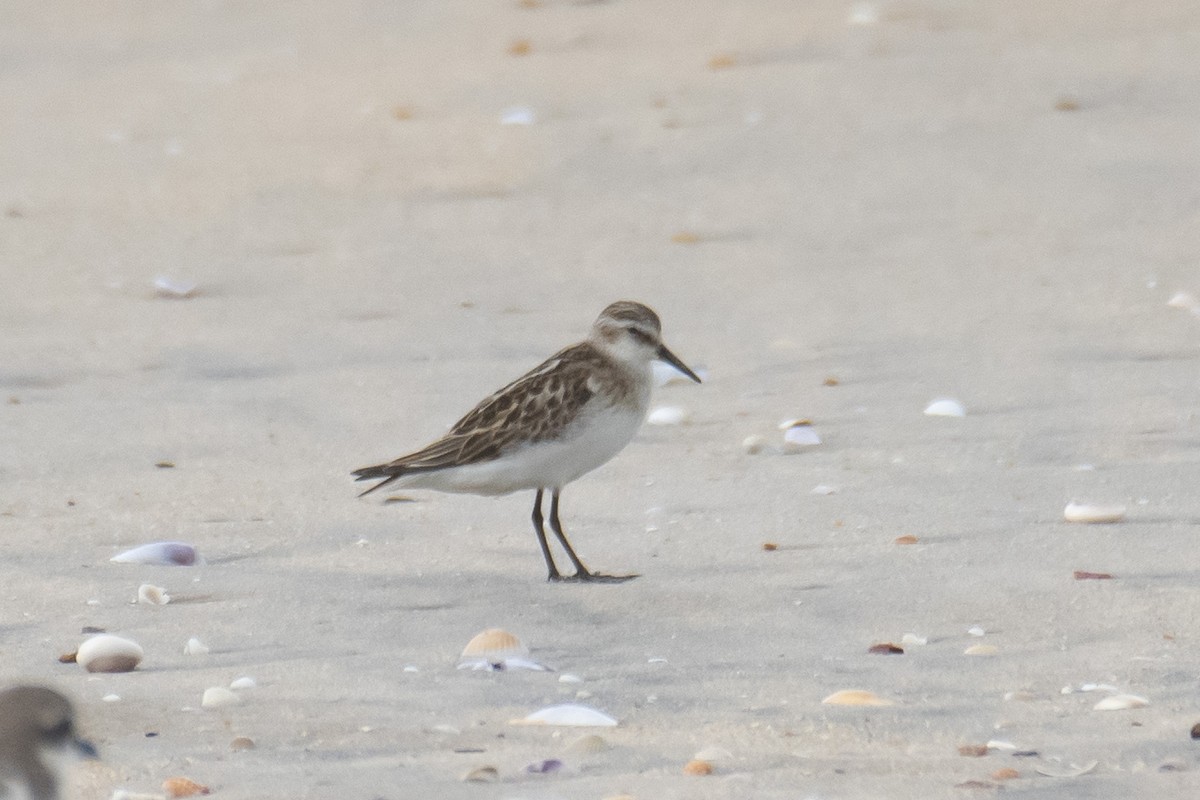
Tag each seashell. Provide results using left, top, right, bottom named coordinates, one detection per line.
left=810, top=484, right=837, bottom=495
left=742, top=434, right=767, bottom=454
left=137, top=584, right=170, bottom=606
left=1191, top=722, right=1200, bottom=740
left=901, top=633, right=928, bottom=646
left=111, top=542, right=202, bottom=566
left=894, top=534, right=918, bottom=545
left=1166, top=291, right=1199, bottom=310
left=462, top=766, right=499, bottom=783
left=647, top=406, right=691, bottom=426
left=77, top=634, right=143, bottom=673
left=781, top=423, right=821, bottom=451
left=708, top=53, right=737, bottom=70
left=964, top=644, right=998, bottom=656
left=567, top=733, right=610, bottom=754
left=230, top=736, right=255, bottom=751
left=153, top=276, right=199, bottom=299
left=229, top=677, right=256, bottom=690
left=868, top=643, right=904, bottom=655
left=511, top=703, right=618, bottom=727
left=559, top=673, right=583, bottom=684
left=508, top=38, right=532, bottom=56
left=957, top=744, right=988, bottom=757
left=821, top=689, right=893, bottom=707
left=1034, top=760, right=1098, bottom=778
left=154, top=460, right=175, bottom=469
left=183, top=637, right=209, bottom=656
left=967, top=626, right=986, bottom=637
left=991, top=768, right=1020, bottom=781
left=777, top=417, right=812, bottom=430
left=1063, top=502, right=1125, bottom=523
left=1093, top=694, right=1148, bottom=711
left=524, top=759, right=563, bottom=774
left=924, top=397, right=966, bottom=417
left=201, top=687, right=241, bottom=709
left=102, top=694, right=121, bottom=703
left=162, top=777, right=210, bottom=797
left=683, top=759, right=714, bottom=776
left=458, top=628, right=548, bottom=671
left=58, top=650, right=78, bottom=663
left=670, top=230, right=701, bottom=245
left=986, top=740, right=1018, bottom=751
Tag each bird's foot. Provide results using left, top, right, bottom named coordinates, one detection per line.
left=550, top=570, right=639, bottom=584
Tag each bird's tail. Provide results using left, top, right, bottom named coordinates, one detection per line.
left=351, top=464, right=406, bottom=497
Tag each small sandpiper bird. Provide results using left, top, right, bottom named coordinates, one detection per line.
left=0, top=685, right=97, bottom=800
left=353, top=301, right=700, bottom=582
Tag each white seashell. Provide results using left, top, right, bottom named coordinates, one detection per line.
left=1166, top=291, right=1198, bottom=310
left=111, top=541, right=202, bottom=566
left=901, top=633, right=928, bottom=646
left=201, top=687, right=241, bottom=709
left=1064, top=502, right=1126, bottom=523
left=402, top=665, right=419, bottom=673
left=511, top=703, right=618, bottom=727
left=499, top=106, right=535, bottom=125
left=964, top=644, right=998, bottom=656
left=777, top=417, right=812, bottom=431
left=653, top=361, right=707, bottom=387
left=781, top=423, right=821, bottom=451
left=77, top=635, right=144, bottom=673
left=924, top=398, right=966, bottom=417
left=821, top=689, right=894, bottom=707
left=137, top=584, right=170, bottom=606
left=647, top=406, right=691, bottom=426
left=102, top=694, right=121, bottom=703
left=183, top=637, right=209, bottom=656
left=741, top=434, right=767, bottom=454
left=1035, top=760, right=1098, bottom=778
left=810, top=484, right=837, bottom=495
left=229, top=677, right=256, bottom=690
left=558, top=673, right=584, bottom=684
left=693, top=746, right=733, bottom=763
left=1093, top=694, right=1148, bottom=711
left=986, top=740, right=1018, bottom=751
left=153, top=276, right=199, bottom=298
left=967, top=626, right=986, bottom=637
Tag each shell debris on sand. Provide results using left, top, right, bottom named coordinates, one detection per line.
left=964, top=644, right=999, bottom=656
left=924, top=397, right=966, bottom=417
left=511, top=703, right=618, bottom=727
left=77, top=634, right=144, bottom=673
left=111, top=542, right=203, bottom=566
left=779, top=419, right=821, bottom=451
left=162, top=777, right=210, bottom=797
left=458, top=628, right=548, bottom=671
left=646, top=405, right=691, bottom=426
left=1093, top=694, right=1148, bottom=711
left=1063, top=502, right=1126, bottom=523
left=683, top=759, right=714, bottom=776
left=201, top=687, right=241, bottom=709
left=183, top=637, right=210, bottom=656
left=137, top=584, right=170, bottom=606
left=821, top=689, right=894, bottom=707
left=462, top=765, right=499, bottom=783
left=566, top=734, right=610, bottom=754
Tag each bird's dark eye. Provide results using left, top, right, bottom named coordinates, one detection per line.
left=627, top=327, right=652, bottom=344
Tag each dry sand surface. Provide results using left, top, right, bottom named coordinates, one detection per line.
left=3, top=1, right=1200, bottom=798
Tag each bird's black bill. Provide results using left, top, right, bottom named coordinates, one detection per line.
left=74, top=737, right=99, bottom=760
left=656, top=344, right=702, bottom=383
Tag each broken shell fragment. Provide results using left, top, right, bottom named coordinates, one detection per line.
left=162, top=777, right=210, bottom=797
left=77, top=635, right=143, bottom=673
left=683, top=759, right=714, bottom=776
left=111, top=542, right=202, bottom=566
left=924, top=397, right=966, bottom=417
left=201, top=687, right=241, bottom=709
left=230, top=736, right=256, bottom=751
left=647, top=405, right=691, bottom=426
left=1064, top=502, right=1126, bottom=523
left=868, top=643, right=904, bottom=655
left=183, top=637, right=209, bottom=656
left=821, top=689, right=893, bottom=707
left=1093, top=694, right=1148, bottom=711
left=511, top=703, right=618, bottom=727
left=462, top=766, right=499, bottom=783
left=742, top=434, right=767, bottom=454
left=153, top=276, right=199, bottom=299
left=781, top=422, right=821, bottom=451
left=964, top=644, right=999, bottom=656
left=137, top=584, right=170, bottom=606
left=1167, top=291, right=1199, bottom=310
left=524, top=759, right=563, bottom=774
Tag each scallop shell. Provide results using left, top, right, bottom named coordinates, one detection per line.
left=77, top=634, right=143, bottom=673
left=137, top=584, right=170, bottom=606
left=162, top=777, right=210, bottom=797
left=111, top=541, right=202, bottom=566
left=1064, top=502, right=1126, bottom=523
left=924, top=398, right=966, bottom=417
left=229, top=677, right=256, bottom=690
left=201, top=687, right=241, bottom=709
left=458, top=628, right=547, bottom=671
left=821, top=689, right=894, bottom=707
left=1093, top=694, right=1148, bottom=711
left=511, top=703, right=618, bottom=727
left=647, top=406, right=691, bottom=426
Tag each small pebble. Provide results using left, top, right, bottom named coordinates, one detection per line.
left=230, top=736, right=256, bottom=751
left=682, top=759, right=714, bottom=776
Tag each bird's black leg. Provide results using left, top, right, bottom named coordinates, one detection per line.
left=547, top=488, right=638, bottom=583
left=531, top=489, right=562, bottom=581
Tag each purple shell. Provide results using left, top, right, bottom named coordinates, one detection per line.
left=524, top=759, right=564, bottom=775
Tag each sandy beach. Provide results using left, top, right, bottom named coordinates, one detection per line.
left=3, top=1, right=1200, bottom=797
